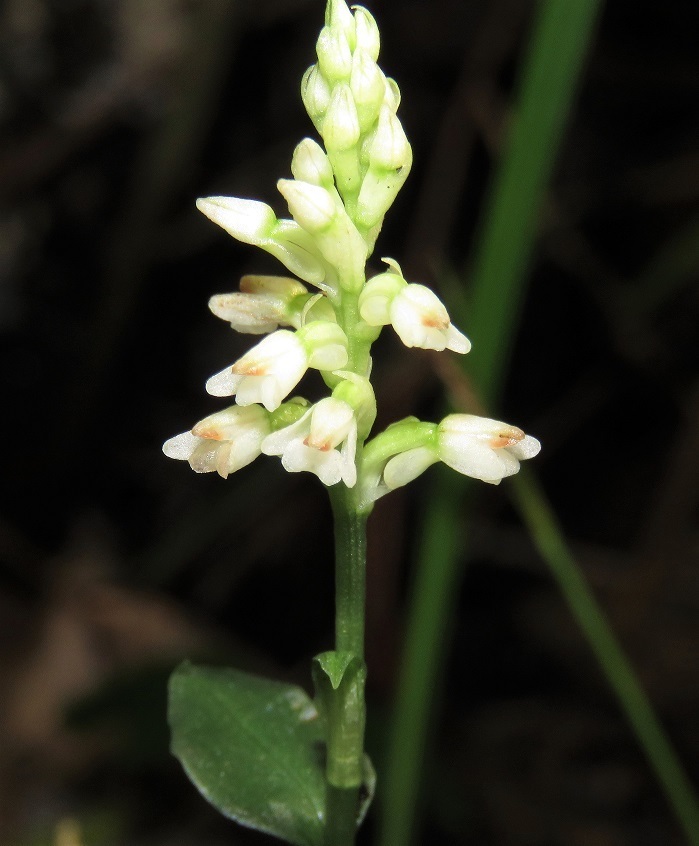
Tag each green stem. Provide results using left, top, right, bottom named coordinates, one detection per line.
left=323, top=484, right=368, bottom=846
left=512, top=469, right=699, bottom=844
left=325, top=786, right=360, bottom=846
left=331, top=485, right=367, bottom=656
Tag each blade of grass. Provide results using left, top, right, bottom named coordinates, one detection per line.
left=380, top=1, right=604, bottom=843
left=511, top=468, right=699, bottom=843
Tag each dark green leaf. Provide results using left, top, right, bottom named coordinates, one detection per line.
left=169, top=662, right=326, bottom=846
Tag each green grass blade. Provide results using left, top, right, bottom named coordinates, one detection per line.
left=511, top=469, right=699, bottom=844
left=380, top=2, right=604, bottom=843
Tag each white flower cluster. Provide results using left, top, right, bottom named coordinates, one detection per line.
left=163, top=0, right=540, bottom=500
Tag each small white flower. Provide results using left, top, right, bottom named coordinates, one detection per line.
left=162, top=405, right=270, bottom=478
left=206, top=330, right=308, bottom=411
left=261, top=397, right=358, bottom=487
left=437, top=414, right=541, bottom=484
left=390, top=284, right=470, bottom=353
left=208, top=276, right=308, bottom=335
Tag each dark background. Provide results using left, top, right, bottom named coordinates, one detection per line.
left=1, top=0, right=698, bottom=843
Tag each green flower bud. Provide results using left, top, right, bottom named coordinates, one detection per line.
left=322, top=84, right=362, bottom=203
left=291, top=138, right=336, bottom=190
left=277, top=179, right=367, bottom=292
left=356, top=107, right=412, bottom=228
left=383, top=77, right=401, bottom=113
left=323, top=83, right=361, bottom=151
left=367, top=105, right=411, bottom=170
left=301, top=64, right=331, bottom=128
left=325, top=0, right=356, bottom=51
left=317, top=25, right=353, bottom=84
left=350, top=49, right=385, bottom=133
left=278, top=178, right=336, bottom=232
left=353, top=6, right=380, bottom=62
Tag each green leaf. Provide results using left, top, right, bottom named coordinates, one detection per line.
left=168, top=662, right=326, bottom=846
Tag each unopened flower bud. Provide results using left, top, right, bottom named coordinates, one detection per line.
left=317, top=25, right=353, bottom=84
left=323, top=83, right=361, bottom=151
left=291, top=138, right=336, bottom=189
left=278, top=179, right=367, bottom=290
left=367, top=105, right=411, bottom=170
left=350, top=49, right=385, bottom=133
left=301, top=64, right=331, bottom=127
left=383, top=77, right=401, bottom=113
left=325, top=0, right=356, bottom=51
left=353, top=6, right=380, bottom=61
left=278, top=179, right=336, bottom=232
left=356, top=107, right=413, bottom=228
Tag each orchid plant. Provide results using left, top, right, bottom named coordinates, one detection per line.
left=164, top=2, right=540, bottom=844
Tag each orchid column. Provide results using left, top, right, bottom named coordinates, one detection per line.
left=164, top=1, right=540, bottom=844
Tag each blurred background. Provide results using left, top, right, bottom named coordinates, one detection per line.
left=1, top=0, right=698, bottom=843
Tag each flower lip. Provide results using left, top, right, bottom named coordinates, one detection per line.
left=261, top=397, right=357, bottom=487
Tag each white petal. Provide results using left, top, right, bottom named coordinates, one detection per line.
left=196, top=196, right=276, bottom=244
left=192, top=404, right=268, bottom=441
left=281, top=440, right=343, bottom=486
left=438, top=435, right=508, bottom=484
left=496, top=448, right=520, bottom=478
left=307, top=343, right=349, bottom=371
left=383, top=446, right=438, bottom=490
left=445, top=324, right=471, bottom=354
left=260, top=411, right=312, bottom=456
left=224, top=432, right=265, bottom=475
left=509, top=435, right=541, bottom=460
left=162, top=431, right=200, bottom=460
left=390, top=285, right=451, bottom=350
left=439, top=414, right=523, bottom=444
left=308, top=399, right=354, bottom=450
left=206, top=366, right=243, bottom=397
left=230, top=331, right=309, bottom=410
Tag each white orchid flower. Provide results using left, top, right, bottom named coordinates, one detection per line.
left=436, top=414, right=541, bottom=484
left=261, top=397, right=358, bottom=487
left=378, top=413, right=540, bottom=493
left=390, top=284, right=470, bottom=353
left=206, top=324, right=348, bottom=412
left=359, top=262, right=469, bottom=353
left=162, top=405, right=271, bottom=478
left=205, top=330, right=309, bottom=411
